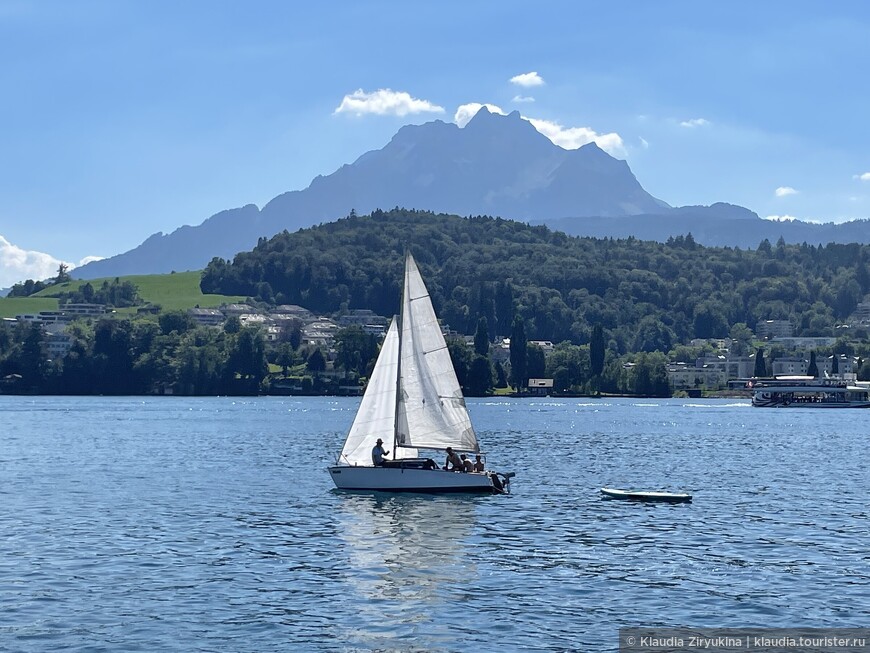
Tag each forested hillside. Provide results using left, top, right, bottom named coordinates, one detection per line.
left=201, top=209, right=870, bottom=352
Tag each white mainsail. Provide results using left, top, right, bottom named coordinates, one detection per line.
left=396, top=254, right=479, bottom=453
left=338, top=319, right=417, bottom=465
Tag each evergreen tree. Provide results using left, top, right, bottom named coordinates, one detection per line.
left=228, top=328, right=267, bottom=380
left=289, top=325, right=302, bottom=350
left=754, top=348, right=766, bottom=377
left=446, top=337, right=473, bottom=390
left=19, top=323, right=47, bottom=389
left=277, top=343, right=295, bottom=376
left=832, top=353, right=839, bottom=376
left=306, top=348, right=326, bottom=373
left=159, top=310, right=197, bottom=336
left=467, top=355, right=493, bottom=397
left=494, top=282, right=514, bottom=337
left=493, top=360, right=507, bottom=388
left=509, top=316, right=527, bottom=390
left=334, top=326, right=378, bottom=378
left=224, top=316, right=242, bottom=334
left=807, top=350, right=818, bottom=377
left=55, top=263, right=71, bottom=284
left=473, top=317, right=489, bottom=357
left=590, top=323, right=605, bottom=377
left=527, top=344, right=546, bottom=380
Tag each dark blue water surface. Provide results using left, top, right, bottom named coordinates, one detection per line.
left=2, top=396, right=868, bottom=652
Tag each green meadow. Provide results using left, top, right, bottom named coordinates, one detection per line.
left=0, top=271, right=246, bottom=318
left=0, top=296, right=60, bottom=318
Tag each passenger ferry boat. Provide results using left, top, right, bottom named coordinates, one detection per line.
left=750, top=376, right=870, bottom=408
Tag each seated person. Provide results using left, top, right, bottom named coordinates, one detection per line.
left=461, top=454, right=474, bottom=473
left=443, top=447, right=463, bottom=471
left=472, top=454, right=485, bottom=473
left=371, top=438, right=389, bottom=466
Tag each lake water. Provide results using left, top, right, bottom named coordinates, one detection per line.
left=2, top=396, right=869, bottom=652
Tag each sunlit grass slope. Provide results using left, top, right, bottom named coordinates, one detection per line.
left=0, top=271, right=246, bottom=318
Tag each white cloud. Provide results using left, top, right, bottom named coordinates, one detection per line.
left=0, top=235, right=72, bottom=288
left=527, top=117, right=625, bottom=155
left=454, top=103, right=506, bottom=127
left=334, top=89, right=444, bottom=117
left=0, top=235, right=102, bottom=288
left=764, top=215, right=799, bottom=222
left=680, top=118, right=710, bottom=128
left=639, top=137, right=650, bottom=149
left=510, top=72, right=544, bottom=87
left=511, top=95, right=535, bottom=103
left=454, top=102, right=625, bottom=156
left=854, top=172, right=870, bottom=181
left=775, top=186, right=798, bottom=197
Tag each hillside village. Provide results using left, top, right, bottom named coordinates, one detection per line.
left=7, top=295, right=870, bottom=396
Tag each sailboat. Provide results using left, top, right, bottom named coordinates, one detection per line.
left=328, top=253, right=513, bottom=494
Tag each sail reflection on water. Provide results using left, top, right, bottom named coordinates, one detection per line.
left=333, top=493, right=481, bottom=647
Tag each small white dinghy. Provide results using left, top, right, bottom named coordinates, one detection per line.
left=601, top=487, right=692, bottom=503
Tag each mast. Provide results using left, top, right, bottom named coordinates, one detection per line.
left=391, top=251, right=407, bottom=459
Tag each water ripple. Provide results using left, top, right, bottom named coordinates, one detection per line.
left=1, top=396, right=869, bottom=651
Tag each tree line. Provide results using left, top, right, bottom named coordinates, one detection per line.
left=6, top=208, right=870, bottom=396
left=200, top=209, right=870, bottom=354
left=0, top=312, right=268, bottom=395
left=0, top=310, right=671, bottom=397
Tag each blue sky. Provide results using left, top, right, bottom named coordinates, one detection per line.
left=2, top=1, right=870, bottom=287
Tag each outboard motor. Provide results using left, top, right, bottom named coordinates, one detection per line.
left=490, top=471, right=515, bottom=494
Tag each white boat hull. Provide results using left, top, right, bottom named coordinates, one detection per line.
left=601, top=487, right=692, bottom=503
left=752, top=400, right=870, bottom=408
left=751, top=381, right=870, bottom=408
left=328, top=465, right=497, bottom=493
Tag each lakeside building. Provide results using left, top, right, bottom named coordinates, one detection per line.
left=527, top=378, right=554, bottom=396
left=850, top=300, right=870, bottom=326
left=46, top=332, right=74, bottom=358
left=529, top=340, right=555, bottom=356
left=239, top=313, right=267, bottom=327
left=491, top=339, right=511, bottom=364
left=221, top=303, right=256, bottom=318
left=273, top=304, right=314, bottom=321
left=302, top=318, right=340, bottom=347
left=769, top=354, right=858, bottom=378
left=264, top=325, right=282, bottom=343
left=756, top=320, right=793, bottom=339
left=695, top=355, right=755, bottom=381
left=689, top=338, right=733, bottom=351
left=268, top=314, right=303, bottom=330
left=189, top=308, right=224, bottom=327
left=821, top=355, right=857, bottom=377
left=15, top=311, right=74, bottom=325
left=59, top=303, right=106, bottom=316
left=361, top=324, right=386, bottom=337
left=667, top=362, right=724, bottom=390
left=771, top=357, right=809, bottom=376
left=337, top=309, right=388, bottom=328
left=770, top=336, right=836, bottom=349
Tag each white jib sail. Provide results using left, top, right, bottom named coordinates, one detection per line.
left=338, top=319, right=417, bottom=466
left=396, top=254, right=479, bottom=453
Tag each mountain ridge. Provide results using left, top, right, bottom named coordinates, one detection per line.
left=74, top=108, right=870, bottom=279
left=74, top=108, right=670, bottom=278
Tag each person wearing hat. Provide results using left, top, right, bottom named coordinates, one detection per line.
left=371, top=438, right=390, bottom=466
